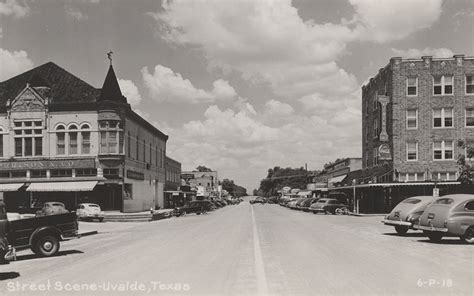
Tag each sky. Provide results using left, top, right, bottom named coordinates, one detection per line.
left=0, top=0, right=473, bottom=191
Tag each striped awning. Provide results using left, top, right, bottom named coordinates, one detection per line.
left=330, top=175, right=347, bottom=183
left=0, top=183, right=24, bottom=192
left=26, top=181, right=98, bottom=192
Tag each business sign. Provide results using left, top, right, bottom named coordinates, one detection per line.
left=378, top=144, right=392, bottom=160
left=127, top=170, right=145, bottom=180
left=433, top=188, right=439, bottom=198
left=0, top=159, right=95, bottom=171
left=181, top=173, right=195, bottom=180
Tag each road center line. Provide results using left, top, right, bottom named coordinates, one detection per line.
left=251, top=204, right=269, bottom=295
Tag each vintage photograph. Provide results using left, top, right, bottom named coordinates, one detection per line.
left=0, top=0, right=473, bottom=295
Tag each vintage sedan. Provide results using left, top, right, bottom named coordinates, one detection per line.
left=35, top=202, right=69, bottom=217
left=310, top=198, right=347, bottom=214
left=414, top=194, right=474, bottom=243
left=174, top=200, right=214, bottom=216
left=77, top=203, right=105, bottom=222
left=250, top=197, right=266, bottom=204
left=300, top=198, right=318, bottom=212
left=383, top=196, right=435, bottom=235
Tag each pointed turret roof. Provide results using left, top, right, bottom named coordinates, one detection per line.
left=99, top=65, right=126, bottom=103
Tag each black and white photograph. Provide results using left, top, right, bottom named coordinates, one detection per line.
left=0, top=0, right=473, bottom=295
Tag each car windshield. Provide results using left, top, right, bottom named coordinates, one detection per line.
left=434, top=198, right=453, bottom=205
left=402, top=198, right=421, bottom=204
left=87, top=204, right=100, bottom=208
left=317, top=200, right=326, bottom=203
left=52, top=203, right=64, bottom=207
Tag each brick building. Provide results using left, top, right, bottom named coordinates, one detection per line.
left=0, top=61, right=168, bottom=213
left=164, top=156, right=184, bottom=208
left=329, top=55, right=474, bottom=213
left=181, top=170, right=219, bottom=199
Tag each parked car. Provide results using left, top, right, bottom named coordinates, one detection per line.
left=382, top=196, right=435, bottom=235
left=0, top=200, right=78, bottom=260
left=295, top=198, right=309, bottom=210
left=250, top=197, right=266, bottom=204
left=310, top=198, right=348, bottom=214
left=287, top=198, right=301, bottom=209
left=174, top=200, right=214, bottom=216
left=36, top=202, right=69, bottom=217
left=414, top=194, right=474, bottom=243
left=300, top=198, right=318, bottom=212
left=77, top=203, right=105, bottom=222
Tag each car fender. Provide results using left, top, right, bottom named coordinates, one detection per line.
left=29, top=226, right=62, bottom=246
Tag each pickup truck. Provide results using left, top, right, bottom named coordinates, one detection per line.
left=1, top=201, right=78, bottom=263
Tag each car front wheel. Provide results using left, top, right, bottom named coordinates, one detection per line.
left=34, top=235, right=60, bottom=257
left=394, top=225, right=409, bottom=235
left=462, top=227, right=474, bottom=244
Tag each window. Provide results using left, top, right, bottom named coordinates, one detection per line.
left=373, top=119, right=379, bottom=138
left=406, top=109, right=418, bottom=129
left=407, top=77, right=417, bottom=96
left=99, top=121, right=123, bottom=154
left=11, top=171, right=27, bottom=178
left=373, top=147, right=378, bottom=165
left=31, top=170, right=47, bottom=178
left=127, top=132, right=131, bottom=158
left=76, top=168, right=97, bottom=177
left=433, top=108, right=453, bottom=128
left=0, top=127, right=3, bottom=157
left=432, top=172, right=457, bottom=181
left=56, top=125, right=66, bottom=155
left=69, top=125, right=78, bottom=154
left=466, top=108, right=474, bottom=127
left=136, top=136, right=139, bottom=160
left=399, top=173, right=424, bottom=182
left=466, top=75, right=474, bottom=94
left=14, top=120, right=43, bottom=157
left=433, top=75, right=453, bottom=95
left=143, top=140, right=146, bottom=162
left=81, top=124, right=91, bottom=154
left=51, top=169, right=72, bottom=177
left=433, top=141, right=454, bottom=160
left=103, top=168, right=119, bottom=179
left=465, top=201, right=474, bottom=211
left=407, top=142, right=418, bottom=161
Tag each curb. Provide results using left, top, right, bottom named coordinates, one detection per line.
left=78, top=231, right=98, bottom=237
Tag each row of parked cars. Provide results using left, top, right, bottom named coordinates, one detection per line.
left=279, top=196, right=349, bottom=215
left=383, top=194, right=474, bottom=244
left=173, top=198, right=243, bottom=216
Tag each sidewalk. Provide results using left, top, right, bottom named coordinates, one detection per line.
left=78, top=221, right=145, bottom=236
left=350, top=213, right=388, bottom=217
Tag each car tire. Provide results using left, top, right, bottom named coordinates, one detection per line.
left=335, top=208, right=345, bottom=215
left=427, top=232, right=443, bottom=243
left=98, top=218, right=104, bottom=222
left=394, top=225, right=409, bottom=235
left=34, top=235, right=60, bottom=257
left=461, top=227, right=474, bottom=244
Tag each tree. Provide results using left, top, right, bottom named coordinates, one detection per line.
left=457, top=140, right=474, bottom=184
left=221, top=178, right=247, bottom=197
left=195, top=165, right=212, bottom=172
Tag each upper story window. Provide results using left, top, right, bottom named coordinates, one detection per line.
left=56, top=124, right=66, bottom=155
left=407, top=142, right=418, bottom=161
left=0, top=127, right=4, bottom=158
left=433, top=75, right=453, bottom=95
left=467, top=75, right=474, bottom=94
left=406, top=109, right=418, bottom=129
left=68, top=125, right=78, bottom=155
left=466, top=108, right=474, bottom=127
left=433, top=108, right=453, bottom=128
left=81, top=124, right=91, bottom=154
left=433, top=140, right=454, bottom=160
left=406, top=77, right=417, bottom=96
left=14, top=120, right=43, bottom=157
left=373, top=147, right=378, bottom=165
left=99, top=120, right=124, bottom=154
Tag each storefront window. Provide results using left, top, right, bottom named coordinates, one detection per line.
left=51, top=169, right=72, bottom=177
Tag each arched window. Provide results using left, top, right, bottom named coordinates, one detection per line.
left=56, top=125, right=66, bottom=155
left=81, top=124, right=91, bottom=154
left=68, top=124, right=78, bottom=154
left=0, top=127, right=3, bottom=157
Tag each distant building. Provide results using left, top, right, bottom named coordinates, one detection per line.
left=181, top=170, right=219, bottom=199
left=0, top=62, right=168, bottom=213
left=164, top=156, right=184, bottom=208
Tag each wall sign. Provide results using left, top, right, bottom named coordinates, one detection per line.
left=127, top=170, right=145, bottom=180
left=0, top=159, right=95, bottom=171
left=378, top=144, right=392, bottom=160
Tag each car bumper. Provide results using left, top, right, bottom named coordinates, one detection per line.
left=382, top=220, right=412, bottom=227
left=413, top=224, right=449, bottom=232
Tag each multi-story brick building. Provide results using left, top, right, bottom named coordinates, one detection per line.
left=362, top=54, right=474, bottom=182
left=0, top=61, right=168, bottom=213
left=164, top=156, right=183, bottom=208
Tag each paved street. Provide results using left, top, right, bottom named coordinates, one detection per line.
left=1, top=198, right=472, bottom=296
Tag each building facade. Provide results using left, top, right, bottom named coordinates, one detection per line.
left=164, top=156, right=183, bottom=208
left=0, top=62, right=168, bottom=213
left=362, top=55, right=474, bottom=182
left=181, top=170, right=219, bottom=199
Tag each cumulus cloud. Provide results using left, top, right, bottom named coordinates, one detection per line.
left=348, top=0, right=443, bottom=42
left=141, top=64, right=237, bottom=103
left=0, top=48, right=33, bottom=81
left=151, top=0, right=441, bottom=189
left=118, top=79, right=142, bottom=107
left=391, top=47, right=455, bottom=58
left=0, top=0, right=30, bottom=18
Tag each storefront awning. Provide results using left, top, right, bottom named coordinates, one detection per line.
left=26, top=181, right=98, bottom=192
left=328, top=181, right=461, bottom=190
left=330, top=175, right=347, bottom=183
left=297, top=190, right=312, bottom=196
left=0, top=183, right=24, bottom=192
